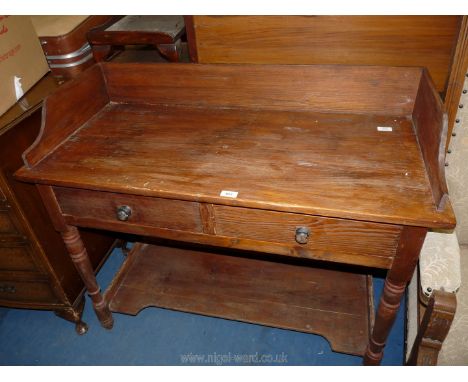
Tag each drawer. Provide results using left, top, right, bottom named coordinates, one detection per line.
left=0, top=279, right=58, bottom=304
left=0, top=242, right=39, bottom=272
left=213, top=205, right=402, bottom=265
left=54, top=187, right=203, bottom=233
left=0, top=208, right=22, bottom=236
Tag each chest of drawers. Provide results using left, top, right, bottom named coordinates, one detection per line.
left=0, top=74, right=116, bottom=333
left=15, top=62, right=455, bottom=364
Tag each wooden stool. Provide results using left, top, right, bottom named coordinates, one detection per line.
left=87, top=16, right=185, bottom=62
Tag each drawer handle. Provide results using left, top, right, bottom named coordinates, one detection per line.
left=116, top=205, right=132, bottom=221
left=0, top=284, right=16, bottom=293
left=295, top=227, right=310, bottom=245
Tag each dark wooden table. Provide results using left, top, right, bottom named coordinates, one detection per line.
left=15, top=62, right=455, bottom=364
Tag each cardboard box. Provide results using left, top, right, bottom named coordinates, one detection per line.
left=0, top=16, right=49, bottom=116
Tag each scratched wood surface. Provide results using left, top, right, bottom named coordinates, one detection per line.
left=17, top=102, right=452, bottom=228
left=16, top=63, right=455, bottom=229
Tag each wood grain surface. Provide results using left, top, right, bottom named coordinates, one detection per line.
left=23, top=65, right=109, bottom=168
left=214, top=205, right=401, bottom=260
left=445, top=16, right=468, bottom=139
left=189, top=16, right=461, bottom=93
left=412, top=69, right=450, bottom=211
left=106, top=243, right=373, bottom=356
left=17, top=101, right=454, bottom=228
left=51, top=186, right=401, bottom=268
left=103, top=63, right=421, bottom=116
left=55, top=186, right=203, bottom=233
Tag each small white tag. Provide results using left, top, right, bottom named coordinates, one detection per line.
left=14, top=76, right=24, bottom=100
left=377, top=126, right=393, bottom=132
left=220, top=190, right=238, bottom=198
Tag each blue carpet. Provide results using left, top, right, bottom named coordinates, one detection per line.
left=0, top=246, right=405, bottom=365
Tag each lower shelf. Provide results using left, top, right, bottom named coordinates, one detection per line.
left=105, top=243, right=374, bottom=356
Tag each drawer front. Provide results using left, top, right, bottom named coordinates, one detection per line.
left=0, top=279, right=58, bottom=304
left=0, top=209, right=22, bottom=236
left=0, top=243, right=38, bottom=272
left=54, top=187, right=203, bottom=233
left=214, top=205, right=401, bottom=263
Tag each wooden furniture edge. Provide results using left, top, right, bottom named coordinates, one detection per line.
left=103, top=242, right=143, bottom=306
left=86, top=16, right=125, bottom=44
left=60, top=215, right=394, bottom=270
left=184, top=16, right=198, bottom=63
left=101, top=62, right=421, bottom=115
left=445, top=16, right=468, bottom=143
left=22, top=64, right=110, bottom=169
left=86, top=16, right=126, bottom=62
left=412, top=68, right=452, bottom=213
left=87, top=16, right=185, bottom=63
left=406, top=290, right=457, bottom=365
left=87, top=23, right=181, bottom=46
left=13, top=181, right=451, bottom=229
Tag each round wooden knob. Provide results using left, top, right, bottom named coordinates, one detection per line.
left=295, top=227, right=310, bottom=244
left=116, top=205, right=132, bottom=221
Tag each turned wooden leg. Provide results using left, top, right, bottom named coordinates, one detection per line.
left=364, top=227, right=427, bottom=365
left=61, top=225, right=113, bottom=329
left=364, top=278, right=407, bottom=365
left=407, top=290, right=457, bottom=365
left=54, top=295, right=88, bottom=335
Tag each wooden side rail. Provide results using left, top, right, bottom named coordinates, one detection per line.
left=412, top=69, right=450, bottom=211
left=22, top=64, right=109, bottom=168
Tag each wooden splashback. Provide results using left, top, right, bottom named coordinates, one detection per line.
left=103, top=62, right=421, bottom=116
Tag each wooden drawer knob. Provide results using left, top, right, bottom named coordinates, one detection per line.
left=295, top=227, right=310, bottom=245
left=116, top=205, right=132, bottom=221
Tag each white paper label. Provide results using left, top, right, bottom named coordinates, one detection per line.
left=220, top=190, right=238, bottom=198
left=377, top=126, right=393, bottom=132
left=14, top=76, right=24, bottom=100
